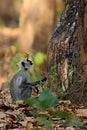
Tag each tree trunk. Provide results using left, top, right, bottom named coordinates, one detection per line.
left=47, top=0, right=87, bottom=105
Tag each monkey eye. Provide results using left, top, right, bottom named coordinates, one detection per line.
left=29, top=60, right=33, bottom=65
left=26, top=58, right=33, bottom=65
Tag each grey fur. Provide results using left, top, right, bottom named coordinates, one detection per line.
left=10, top=58, right=47, bottom=104
left=10, top=58, right=33, bottom=104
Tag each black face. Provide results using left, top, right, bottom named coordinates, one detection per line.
left=21, top=58, right=33, bottom=70
left=27, top=58, right=33, bottom=65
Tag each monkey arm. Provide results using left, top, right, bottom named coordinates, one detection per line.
left=23, top=77, right=47, bottom=86
left=21, top=77, right=47, bottom=94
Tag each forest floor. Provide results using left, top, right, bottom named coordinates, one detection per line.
left=0, top=82, right=87, bottom=130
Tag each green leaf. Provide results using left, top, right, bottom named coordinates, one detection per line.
left=15, top=53, right=21, bottom=61
left=77, top=79, right=85, bottom=83
left=31, top=109, right=38, bottom=117
left=17, top=114, right=24, bottom=121
left=54, top=72, right=59, bottom=77
left=37, top=89, right=51, bottom=101
left=10, top=53, right=21, bottom=72
left=24, top=97, right=36, bottom=106
left=34, top=52, right=46, bottom=66
left=50, top=65, right=56, bottom=70
left=49, top=109, right=69, bottom=118
left=38, top=116, right=47, bottom=125
left=10, top=58, right=18, bottom=72
left=45, top=120, right=52, bottom=130
left=64, top=117, right=83, bottom=127
left=38, top=116, right=52, bottom=130
left=50, top=96, right=58, bottom=107
left=24, top=53, right=29, bottom=59
left=35, top=89, right=58, bottom=109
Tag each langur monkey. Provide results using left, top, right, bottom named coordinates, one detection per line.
left=10, top=58, right=47, bottom=104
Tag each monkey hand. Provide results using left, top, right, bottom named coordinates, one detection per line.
left=41, top=77, right=47, bottom=82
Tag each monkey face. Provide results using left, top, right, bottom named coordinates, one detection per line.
left=18, top=58, right=33, bottom=70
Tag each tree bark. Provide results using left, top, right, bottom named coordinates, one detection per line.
left=47, top=0, right=87, bottom=105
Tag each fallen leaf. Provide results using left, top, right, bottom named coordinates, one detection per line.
left=76, top=109, right=87, bottom=117
left=65, top=126, right=75, bottom=130
left=0, top=112, right=6, bottom=118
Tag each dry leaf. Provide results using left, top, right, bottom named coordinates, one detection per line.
left=0, top=112, right=6, bottom=118
left=76, top=109, right=87, bottom=117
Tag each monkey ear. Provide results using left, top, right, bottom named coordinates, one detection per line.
left=21, top=61, right=25, bottom=67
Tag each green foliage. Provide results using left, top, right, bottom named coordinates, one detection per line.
left=35, top=89, right=58, bottom=110
left=31, top=109, right=38, bottom=118
left=45, top=120, right=52, bottom=130
left=17, top=114, right=24, bottom=121
left=50, top=65, right=56, bottom=70
left=10, top=53, right=21, bottom=72
left=33, top=52, right=46, bottom=66
left=38, top=116, right=52, bottom=130
left=77, top=79, right=86, bottom=84
left=24, top=97, right=36, bottom=106
left=10, top=52, right=46, bottom=81
left=64, top=117, right=83, bottom=127
left=10, top=54, right=85, bottom=130
left=38, top=116, right=47, bottom=125
left=49, top=109, right=70, bottom=118
left=32, top=128, right=38, bottom=130
left=29, top=52, right=47, bottom=81
left=48, top=65, right=64, bottom=93
left=24, top=89, right=57, bottom=129
left=10, top=59, right=18, bottom=72
left=24, top=89, right=58, bottom=110
left=24, top=53, right=29, bottom=59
